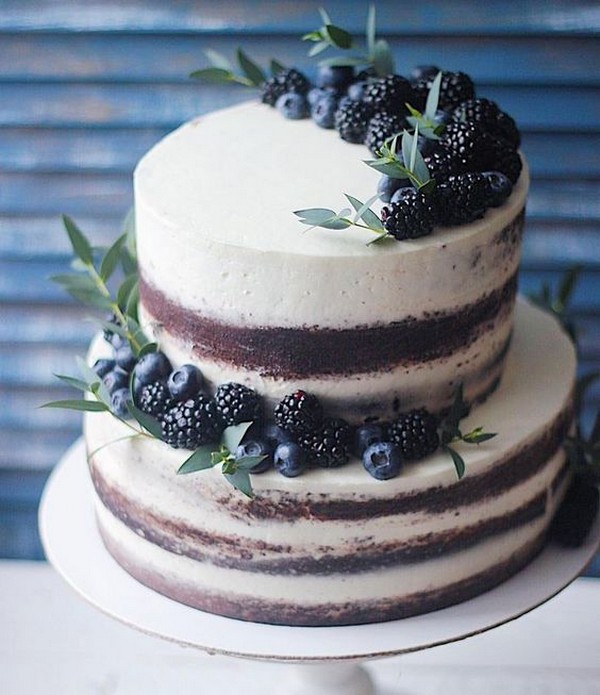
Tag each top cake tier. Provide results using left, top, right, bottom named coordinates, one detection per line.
left=134, top=101, right=529, bottom=421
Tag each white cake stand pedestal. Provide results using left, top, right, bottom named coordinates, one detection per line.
left=40, top=440, right=600, bottom=695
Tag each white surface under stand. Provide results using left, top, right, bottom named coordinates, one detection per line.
left=39, top=441, right=600, bottom=695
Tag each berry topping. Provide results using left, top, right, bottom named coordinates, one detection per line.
left=274, top=390, right=323, bottom=435
left=334, top=99, right=374, bottom=143
left=423, top=147, right=466, bottom=182
left=316, top=65, right=354, bottom=91
left=388, top=408, right=440, bottom=461
left=409, top=64, right=440, bottom=81
left=452, top=98, right=520, bottom=148
left=435, top=172, right=491, bottom=225
left=363, top=441, right=403, bottom=480
left=102, top=367, right=129, bottom=395
left=167, top=364, right=203, bottom=401
left=215, top=382, right=263, bottom=426
left=299, top=417, right=351, bottom=468
left=161, top=395, right=223, bottom=449
left=137, top=380, right=173, bottom=418
left=353, top=422, right=388, bottom=458
left=482, top=171, right=513, bottom=207
left=276, top=92, right=309, bottom=120
left=346, top=80, right=368, bottom=101
left=110, top=387, right=132, bottom=419
left=362, top=74, right=414, bottom=114
left=377, top=174, right=410, bottom=203
left=262, top=421, right=294, bottom=449
left=381, top=188, right=437, bottom=240
left=311, top=93, right=338, bottom=129
left=274, top=442, right=308, bottom=478
left=261, top=68, right=310, bottom=106
left=93, top=357, right=115, bottom=379
left=133, top=351, right=173, bottom=386
left=236, top=439, right=273, bottom=474
left=365, top=112, right=404, bottom=155
left=114, top=344, right=136, bottom=372
left=412, top=70, right=475, bottom=111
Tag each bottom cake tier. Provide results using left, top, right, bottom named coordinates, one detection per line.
left=85, top=300, right=575, bottom=626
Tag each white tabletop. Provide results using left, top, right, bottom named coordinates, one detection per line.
left=3, top=561, right=600, bottom=694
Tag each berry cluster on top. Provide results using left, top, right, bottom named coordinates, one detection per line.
left=261, top=64, right=522, bottom=241
left=95, top=323, right=451, bottom=482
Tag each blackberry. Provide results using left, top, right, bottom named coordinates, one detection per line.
left=436, top=172, right=491, bottom=225
left=481, top=138, right=522, bottom=184
left=334, top=100, right=374, bottom=143
left=423, top=147, right=465, bottom=182
left=452, top=98, right=520, bottom=148
left=299, top=418, right=351, bottom=468
left=137, top=380, right=173, bottom=419
left=381, top=188, right=437, bottom=240
left=365, top=112, right=404, bottom=155
left=388, top=409, right=439, bottom=461
left=274, top=390, right=323, bottom=435
left=440, top=121, right=490, bottom=171
left=215, top=382, right=263, bottom=426
left=412, top=70, right=475, bottom=112
left=161, top=395, right=223, bottom=450
left=261, top=68, right=310, bottom=107
left=362, top=74, right=414, bottom=114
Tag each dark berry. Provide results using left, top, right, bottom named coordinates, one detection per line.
left=353, top=422, right=388, bottom=458
left=363, top=74, right=414, bottom=114
left=236, top=439, right=272, bottom=474
left=347, top=80, right=368, bottom=101
left=307, top=87, right=328, bottom=106
left=423, top=147, right=466, bottom=182
left=299, top=418, right=351, bottom=468
left=262, top=422, right=293, bottom=449
left=274, top=390, right=323, bottom=435
left=317, top=65, right=354, bottom=91
left=93, top=358, right=115, bottom=379
left=412, top=70, right=475, bottom=111
left=388, top=408, right=439, bottom=461
left=102, top=312, right=119, bottom=343
left=482, top=171, right=513, bottom=207
left=274, top=442, right=308, bottom=478
left=365, top=112, right=404, bottom=155
left=436, top=172, right=491, bottom=225
left=133, top=351, right=173, bottom=386
left=409, top=64, right=440, bottom=81
left=551, top=476, right=599, bottom=547
left=481, top=138, right=522, bottom=184
left=452, top=98, right=520, bottom=148
left=390, top=185, right=420, bottom=204
left=377, top=175, right=410, bottom=203
left=161, top=395, right=223, bottom=449
left=363, top=441, right=402, bottom=480
left=276, top=92, right=309, bottom=120
left=261, top=68, right=310, bottom=106
left=381, top=188, right=437, bottom=240
left=334, top=100, right=374, bottom=143
left=215, top=382, right=262, bottom=426
left=103, top=367, right=129, bottom=395
left=137, top=380, right=173, bottom=418
left=110, top=387, right=132, bottom=419
left=167, top=364, right=203, bottom=401
left=440, top=121, right=489, bottom=171
left=115, top=344, right=136, bottom=372
left=311, top=93, right=338, bottom=129
left=109, top=332, right=127, bottom=350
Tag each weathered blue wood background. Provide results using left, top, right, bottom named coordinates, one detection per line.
left=1, top=1, right=599, bottom=573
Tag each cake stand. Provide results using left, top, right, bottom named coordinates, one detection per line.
left=40, top=440, right=600, bottom=695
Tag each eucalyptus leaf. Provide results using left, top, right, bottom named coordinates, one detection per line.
left=50, top=273, right=98, bottom=293
left=319, top=216, right=353, bottom=230
left=365, top=159, right=410, bottom=179
left=99, top=234, right=126, bottom=282
left=223, top=421, right=254, bottom=453
left=270, top=59, right=286, bottom=76
left=66, top=288, right=114, bottom=311
left=444, top=445, right=466, bottom=479
left=177, top=445, right=217, bottom=474
left=62, top=214, right=93, bottom=265
left=77, top=356, right=111, bottom=405
left=366, top=3, right=376, bottom=54
left=236, top=48, right=266, bottom=86
left=463, top=431, right=497, bottom=444
left=138, top=342, right=158, bottom=359
left=42, top=399, right=109, bottom=413
left=236, top=455, right=268, bottom=471
left=117, top=273, right=138, bottom=312
left=294, top=208, right=338, bottom=224
left=127, top=402, right=163, bottom=438
left=345, top=193, right=383, bottom=232
left=425, top=71, right=442, bottom=120
left=309, top=41, right=330, bottom=57
left=125, top=279, right=139, bottom=320
left=366, top=232, right=393, bottom=246
left=372, top=39, right=394, bottom=76
left=318, top=55, right=368, bottom=68
left=204, top=48, right=232, bottom=70
left=324, top=24, right=352, bottom=49
left=224, top=469, right=254, bottom=498
left=302, top=30, right=323, bottom=42
left=189, top=67, right=236, bottom=83
left=318, top=7, right=332, bottom=24
left=401, top=129, right=414, bottom=170
left=413, top=148, right=430, bottom=186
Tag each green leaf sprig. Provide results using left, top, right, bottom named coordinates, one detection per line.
left=177, top=422, right=266, bottom=498
left=190, top=48, right=283, bottom=88
left=302, top=7, right=353, bottom=58
left=439, top=385, right=497, bottom=479
left=527, top=265, right=581, bottom=344
left=405, top=71, right=446, bottom=141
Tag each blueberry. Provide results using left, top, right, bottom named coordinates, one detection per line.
left=274, top=442, right=308, bottom=478
left=307, top=87, right=327, bottom=106
left=133, top=351, right=173, bottom=386
left=110, top=332, right=127, bottom=349
left=347, top=81, right=367, bottom=101
left=115, top=344, right=136, bottom=372
left=103, top=368, right=129, bottom=394
left=262, top=422, right=293, bottom=449
left=482, top=171, right=513, bottom=207
left=377, top=175, right=410, bottom=203
left=236, top=439, right=272, bottom=474
left=390, top=185, right=418, bottom=204
left=363, top=441, right=402, bottom=480
left=353, top=422, right=387, bottom=457
left=167, top=364, right=203, bottom=400
left=110, top=387, right=132, bottom=418
left=311, top=94, right=338, bottom=129
left=317, top=65, right=354, bottom=91
left=93, top=358, right=115, bottom=379
left=410, top=64, right=440, bottom=81
left=275, top=92, right=309, bottom=120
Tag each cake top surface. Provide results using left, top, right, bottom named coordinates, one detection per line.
left=134, top=100, right=528, bottom=258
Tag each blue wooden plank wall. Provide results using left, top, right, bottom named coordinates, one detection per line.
left=1, top=1, right=599, bottom=573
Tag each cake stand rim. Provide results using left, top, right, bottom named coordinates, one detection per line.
left=39, top=438, right=600, bottom=663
